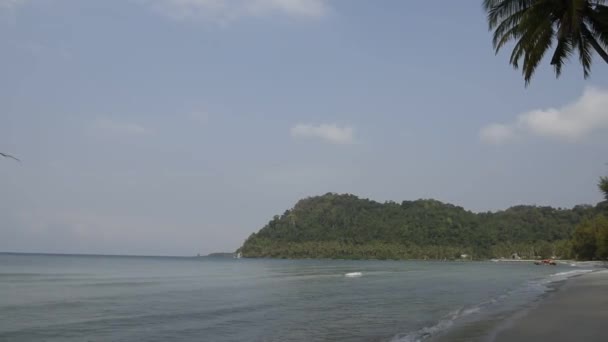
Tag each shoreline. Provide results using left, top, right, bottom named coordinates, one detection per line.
left=428, top=267, right=606, bottom=342
left=491, top=258, right=607, bottom=266
left=489, top=269, right=608, bottom=342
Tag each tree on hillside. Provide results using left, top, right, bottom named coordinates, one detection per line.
left=571, top=215, right=608, bottom=259
left=483, top=0, right=608, bottom=85
left=571, top=217, right=599, bottom=259
left=240, top=193, right=600, bottom=260
left=596, top=216, right=608, bottom=258
left=599, top=176, right=608, bottom=201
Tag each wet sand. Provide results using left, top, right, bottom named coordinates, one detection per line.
left=492, top=269, right=608, bottom=342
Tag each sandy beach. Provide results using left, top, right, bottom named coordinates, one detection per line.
left=492, top=269, right=608, bottom=342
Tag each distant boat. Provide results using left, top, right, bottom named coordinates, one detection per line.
left=535, top=259, right=557, bottom=266
left=234, top=252, right=242, bottom=259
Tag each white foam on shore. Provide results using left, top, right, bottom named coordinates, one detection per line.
left=344, top=272, right=362, bottom=278
left=390, top=305, right=484, bottom=342
left=548, top=269, right=594, bottom=281
left=523, top=269, right=596, bottom=294
left=390, top=268, right=597, bottom=342
left=562, top=260, right=608, bottom=269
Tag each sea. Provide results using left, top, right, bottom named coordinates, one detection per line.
left=0, top=253, right=596, bottom=342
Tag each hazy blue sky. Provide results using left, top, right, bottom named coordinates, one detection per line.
left=1, top=0, right=608, bottom=256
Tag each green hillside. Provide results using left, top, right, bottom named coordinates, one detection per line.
left=239, top=193, right=604, bottom=260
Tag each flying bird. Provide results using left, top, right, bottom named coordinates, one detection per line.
left=0, top=152, right=20, bottom=162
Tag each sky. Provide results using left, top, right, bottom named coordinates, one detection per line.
left=1, top=0, right=608, bottom=256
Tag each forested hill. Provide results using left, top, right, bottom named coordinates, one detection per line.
left=238, top=193, right=606, bottom=260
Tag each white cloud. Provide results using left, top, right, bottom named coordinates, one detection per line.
left=90, top=118, right=152, bottom=137
left=291, top=123, right=354, bottom=145
left=140, top=0, right=328, bottom=23
left=479, top=123, right=516, bottom=145
left=480, top=87, right=608, bottom=144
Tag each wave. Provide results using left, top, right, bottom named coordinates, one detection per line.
left=0, top=272, right=89, bottom=277
left=389, top=268, right=597, bottom=342
left=389, top=305, right=483, bottom=342
left=77, top=281, right=160, bottom=287
left=0, top=301, right=278, bottom=338
left=344, top=272, right=362, bottom=278
left=549, top=269, right=594, bottom=278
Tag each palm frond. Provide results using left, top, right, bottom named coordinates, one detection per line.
left=585, top=5, right=608, bottom=61
left=522, top=22, right=555, bottom=84
left=485, top=0, right=608, bottom=84
left=503, top=2, right=555, bottom=84
left=581, top=23, right=608, bottom=63
left=568, top=0, right=587, bottom=32
left=492, top=7, right=529, bottom=50
left=550, top=37, right=574, bottom=76
left=484, top=0, right=536, bottom=28
left=576, top=29, right=594, bottom=78
left=0, top=152, right=20, bottom=162
left=495, top=25, right=522, bottom=53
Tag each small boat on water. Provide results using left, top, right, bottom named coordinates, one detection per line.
left=534, top=259, right=557, bottom=266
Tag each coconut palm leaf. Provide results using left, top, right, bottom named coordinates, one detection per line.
left=0, top=152, right=20, bottom=162
left=484, top=0, right=608, bottom=85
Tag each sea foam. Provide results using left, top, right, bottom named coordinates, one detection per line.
left=390, top=305, right=483, bottom=342
left=344, top=272, right=362, bottom=277
left=549, top=269, right=594, bottom=280
left=390, top=269, right=596, bottom=342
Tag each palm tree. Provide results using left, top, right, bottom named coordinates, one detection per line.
left=484, top=0, right=608, bottom=85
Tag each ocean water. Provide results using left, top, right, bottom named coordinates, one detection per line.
left=0, top=253, right=594, bottom=342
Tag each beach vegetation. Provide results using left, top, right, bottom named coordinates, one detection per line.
left=571, top=215, right=608, bottom=259
left=599, top=176, right=608, bottom=201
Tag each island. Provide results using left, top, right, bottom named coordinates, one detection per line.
left=238, top=193, right=607, bottom=260
left=201, top=252, right=236, bottom=258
